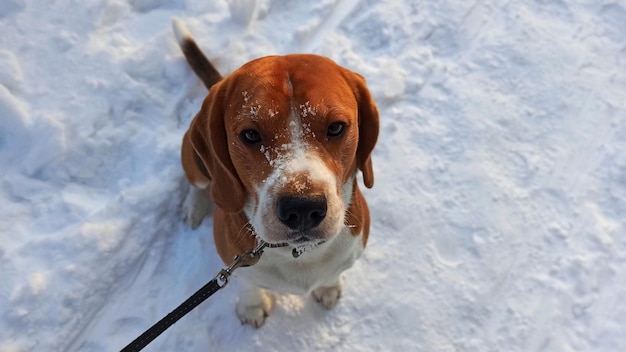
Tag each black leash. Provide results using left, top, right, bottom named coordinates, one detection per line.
left=120, top=240, right=274, bottom=352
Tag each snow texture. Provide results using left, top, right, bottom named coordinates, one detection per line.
left=1, top=0, right=626, bottom=351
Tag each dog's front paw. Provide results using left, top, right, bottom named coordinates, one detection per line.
left=237, top=305, right=268, bottom=328
left=182, top=186, right=212, bottom=229
left=236, top=287, right=273, bottom=328
left=313, top=284, right=342, bottom=309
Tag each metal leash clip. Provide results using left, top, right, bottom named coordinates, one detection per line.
left=214, top=240, right=269, bottom=288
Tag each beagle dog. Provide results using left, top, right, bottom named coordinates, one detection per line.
left=174, top=20, right=379, bottom=327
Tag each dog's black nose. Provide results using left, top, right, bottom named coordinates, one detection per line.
left=277, top=195, right=327, bottom=231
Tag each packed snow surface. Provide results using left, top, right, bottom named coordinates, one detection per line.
left=1, top=0, right=625, bottom=351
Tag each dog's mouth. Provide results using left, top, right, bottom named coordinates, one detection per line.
left=261, top=234, right=325, bottom=247
left=265, top=233, right=326, bottom=258
left=288, top=231, right=328, bottom=246
left=292, top=235, right=313, bottom=244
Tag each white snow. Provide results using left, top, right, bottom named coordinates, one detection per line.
left=1, top=0, right=625, bottom=351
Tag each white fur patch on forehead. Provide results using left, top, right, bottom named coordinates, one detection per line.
left=289, top=100, right=305, bottom=150
left=288, top=99, right=322, bottom=155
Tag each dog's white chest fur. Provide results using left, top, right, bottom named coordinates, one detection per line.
left=235, top=228, right=364, bottom=295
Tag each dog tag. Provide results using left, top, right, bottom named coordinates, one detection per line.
left=292, top=247, right=303, bottom=258
left=292, top=244, right=312, bottom=258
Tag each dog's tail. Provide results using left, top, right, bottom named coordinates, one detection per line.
left=172, top=18, right=223, bottom=90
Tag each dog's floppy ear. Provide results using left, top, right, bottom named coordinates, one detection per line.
left=188, top=82, right=246, bottom=212
left=350, top=73, right=379, bottom=188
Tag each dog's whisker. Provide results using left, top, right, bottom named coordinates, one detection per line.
left=232, top=222, right=257, bottom=247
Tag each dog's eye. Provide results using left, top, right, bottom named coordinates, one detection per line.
left=240, top=129, right=262, bottom=145
left=327, top=122, right=346, bottom=138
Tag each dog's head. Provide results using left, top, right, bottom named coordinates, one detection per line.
left=189, top=54, right=378, bottom=245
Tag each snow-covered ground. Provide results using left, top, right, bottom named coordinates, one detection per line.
left=1, top=0, right=625, bottom=351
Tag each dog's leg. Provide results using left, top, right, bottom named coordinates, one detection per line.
left=182, top=185, right=213, bottom=229
left=312, top=276, right=343, bottom=309
left=236, top=285, right=273, bottom=328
